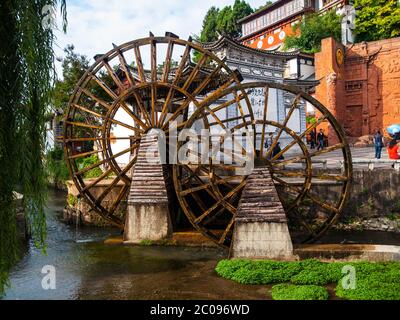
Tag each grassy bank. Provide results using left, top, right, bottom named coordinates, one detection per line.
left=215, top=259, right=400, bottom=300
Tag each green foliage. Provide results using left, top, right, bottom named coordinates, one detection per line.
left=306, top=115, right=316, bottom=125
left=390, top=200, right=400, bottom=214
left=139, top=239, right=154, bottom=246
left=254, top=1, right=273, bottom=13
left=283, top=10, right=341, bottom=53
left=336, top=262, right=400, bottom=300
left=216, top=259, right=400, bottom=300
left=272, top=284, right=329, bottom=300
left=216, top=259, right=301, bottom=284
left=76, top=155, right=103, bottom=179
left=53, top=45, right=113, bottom=124
left=67, top=194, right=78, bottom=207
left=353, top=0, right=400, bottom=42
left=199, top=0, right=254, bottom=42
left=199, top=6, right=220, bottom=43
left=45, top=146, right=70, bottom=184
left=0, top=0, right=67, bottom=296
left=157, top=59, right=179, bottom=73
left=53, top=45, right=90, bottom=112
left=292, top=259, right=343, bottom=285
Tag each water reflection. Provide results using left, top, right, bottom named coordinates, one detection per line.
left=3, top=189, right=267, bottom=300
left=3, top=189, right=400, bottom=300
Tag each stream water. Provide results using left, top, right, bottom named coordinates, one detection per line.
left=3, top=189, right=400, bottom=300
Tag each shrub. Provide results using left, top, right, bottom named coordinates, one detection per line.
left=67, top=194, right=78, bottom=207
left=45, top=146, right=70, bottom=183
left=76, top=155, right=103, bottom=179
left=272, top=284, right=329, bottom=300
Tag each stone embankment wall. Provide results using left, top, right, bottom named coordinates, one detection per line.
left=64, top=179, right=126, bottom=227
left=315, top=169, right=400, bottom=232
left=64, top=169, right=400, bottom=232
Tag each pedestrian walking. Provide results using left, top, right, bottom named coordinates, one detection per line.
left=317, top=129, right=326, bottom=151
left=373, top=130, right=384, bottom=159
left=310, top=130, right=316, bottom=149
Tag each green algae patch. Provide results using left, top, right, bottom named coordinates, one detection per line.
left=272, top=284, right=329, bottom=300
left=215, top=259, right=400, bottom=300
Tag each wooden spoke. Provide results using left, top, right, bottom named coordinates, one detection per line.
left=150, top=38, right=157, bottom=125
left=271, top=175, right=302, bottom=193
left=219, top=217, right=235, bottom=244
left=208, top=114, right=251, bottom=127
left=64, top=136, right=133, bottom=142
left=89, top=73, right=118, bottom=100
left=194, top=180, right=244, bottom=224
left=66, top=121, right=102, bottom=130
left=81, top=168, right=115, bottom=193
left=260, top=85, right=269, bottom=157
left=198, top=76, right=238, bottom=108
left=69, top=149, right=104, bottom=160
left=113, top=45, right=135, bottom=87
left=162, top=41, right=174, bottom=83
left=108, top=117, right=144, bottom=134
left=191, top=60, right=224, bottom=96
left=205, top=94, right=246, bottom=115
left=133, top=45, right=146, bottom=82
left=108, top=184, right=130, bottom=217
left=103, top=59, right=125, bottom=91
left=203, top=192, right=239, bottom=226
left=160, top=98, right=193, bottom=130
left=266, top=93, right=301, bottom=159
left=73, top=104, right=105, bottom=119
left=95, top=155, right=137, bottom=204
left=306, top=192, right=340, bottom=214
left=272, top=169, right=348, bottom=182
left=179, top=183, right=210, bottom=196
left=158, top=41, right=192, bottom=126
left=181, top=53, right=207, bottom=92
left=273, top=143, right=345, bottom=167
left=119, top=101, right=147, bottom=129
left=271, top=114, right=328, bottom=161
left=80, top=88, right=111, bottom=110
left=75, top=146, right=135, bottom=177
left=132, top=91, right=152, bottom=127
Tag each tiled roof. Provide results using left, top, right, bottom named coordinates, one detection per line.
left=201, top=35, right=313, bottom=60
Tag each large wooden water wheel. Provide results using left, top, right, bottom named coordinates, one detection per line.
left=173, top=82, right=352, bottom=246
left=63, top=34, right=352, bottom=246
left=63, top=34, right=243, bottom=228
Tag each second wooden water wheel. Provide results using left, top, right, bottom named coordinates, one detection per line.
left=173, top=82, right=352, bottom=246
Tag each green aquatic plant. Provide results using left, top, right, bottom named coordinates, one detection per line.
left=215, top=259, right=400, bottom=300
left=140, top=239, right=154, bottom=246
left=272, top=284, right=329, bottom=300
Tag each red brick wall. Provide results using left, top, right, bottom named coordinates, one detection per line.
left=316, top=37, right=400, bottom=139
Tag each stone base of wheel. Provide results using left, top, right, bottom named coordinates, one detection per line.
left=230, top=167, right=295, bottom=259
left=123, top=130, right=173, bottom=243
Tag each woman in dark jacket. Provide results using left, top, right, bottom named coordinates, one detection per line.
left=374, top=130, right=384, bottom=159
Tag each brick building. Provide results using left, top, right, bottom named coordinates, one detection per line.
left=315, top=37, right=400, bottom=142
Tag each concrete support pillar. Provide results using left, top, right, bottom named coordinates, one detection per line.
left=123, top=130, right=173, bottom=243
left=231, top=166, right=295, bottom=260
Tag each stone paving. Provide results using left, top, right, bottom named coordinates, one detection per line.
left=290, top=146, right=398, bottom=170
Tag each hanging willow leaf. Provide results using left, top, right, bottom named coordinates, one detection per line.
left=0, top=0, right=67, bottom=297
